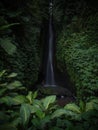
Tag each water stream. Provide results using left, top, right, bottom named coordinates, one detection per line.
left=44, top=0, right=56, bottom=87
left=35, top=0, right=75, bottom=100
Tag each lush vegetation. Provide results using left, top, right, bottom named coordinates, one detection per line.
left=0, top=0, right=47, bottom=87
left=0, top=70, right=98, bottom=130
left=0, top=0, right=98, bottom=130
left=56, top=0, right=98, bottom=100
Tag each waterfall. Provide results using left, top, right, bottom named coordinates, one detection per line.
left=44, top=0, right=56, bottom=87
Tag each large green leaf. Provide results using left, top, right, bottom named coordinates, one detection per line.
left=32, top=91, right=38, bottom=99
left=51, top=109, right=76, bottom=119
left=27, top=105, right=38, bottom=113
left=51, top=109, right=68, bottom=119
left=26, top=91, right=37, bottom=104
left=0, top=23, right=19, bottom=30
left=0, top=70, right=6, bottom=77
left=91, top=99, right=98, bottom=104
left=0, top=96, right=13, bottom=106
left=30, top=99, right=44, bottom=112
left=7, top=81, right=22, bottom=90
left=0, top=38, right=17, bottom=55
left=92, top=99, right=98, bottom=110
left=85, top=99, right=98, bottom=111
left=86, top=102, right=94, bottom=111
left=12, top=95, right=26, bottom=105
left=20, top=103, right=31, bottom=126
left=42, top=95, right=56, bottom=110
left=64, top=103, right=81, bottom=114
left=26, top=91, right=33, bottom=104
left=35, top=110, right=45, bottom=119
left=79, top=100, right=86, bottom=112
left=7, top=73, right=17, bottom=78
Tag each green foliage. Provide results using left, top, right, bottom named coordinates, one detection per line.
left=0, top=38, right=17, bottom=55
left=0, top=23, right=19, bottom=30
left=42, top=95, right=56, bottom=110
left=0, top=70, right=27, bottom=100
left=64, top=103, right=81, bottom=114
left=0, top=70, right=26, bottom=129
left=0, top=70, right=98, bottom=130
left=10, top=37, right=40, bottom=87
left=0, top=0, right=98, bottom=129
left=20, top=104, right=31, bottom=127
left=26, top=91, right=37, bottom=104
left=0, top=0, right=49, bottom=87
left=56, top=14, right=98, bottom=100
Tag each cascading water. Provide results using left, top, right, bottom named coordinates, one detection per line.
left=44, top=0, right=56, bottom=87
left=37, top=0, right=74, bottom=101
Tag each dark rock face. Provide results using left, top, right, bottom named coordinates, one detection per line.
left=38, top=85, right=72, bottom=95
left=57, top=97, right=75, bottom=107
left=38, top=85, right=76, bottom=103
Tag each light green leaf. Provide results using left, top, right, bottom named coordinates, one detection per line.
left=51, top=109, right=68, bottom=119
left=0, top=38, right=17, bottom=55
left=0, top=83, right=7, bottom=87
left=42, top=95, right=56, bottom=110
left=32, top=91, right=38, bottom=99
left=0, top=70, right=6, bottom=77
left=36, top=110, right=45, bottom=119
left=0, top=96, right=13, bottom=106
left=27, top=105, right=37, bottom=113
left=91, top=99, right=98, bottom=104
left=86, top=102, right=94, bottom=111
left=12, top=95, right=26, bottom=105
left=79, top=100, right=86, bottom=112
left=7, top=81, right=22, bottom=89
left=64, top=103, right=81, bottom=114
left=26, top=91, right=33, bottom=104
left=26, top=91, right=37, bottom=104
left=52, top=109, right=77, bottom=119
left=7, top=73, right=17, bottom=78
left=0, top=23, right=19, bottom=30
left=32, top=99, right=44, bottom=112
left=91, top=99, right=98, bottom=110
left=20, top=103, right=31, bottom=126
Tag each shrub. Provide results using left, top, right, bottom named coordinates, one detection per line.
left=56, top=15, right=98, bottom=100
